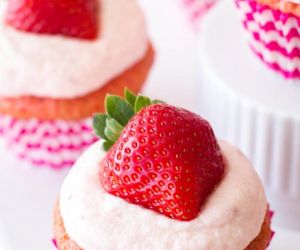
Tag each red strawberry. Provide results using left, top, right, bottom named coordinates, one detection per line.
left=6, top=0, right=99, bottom=40
left=93, top=89, right=224, bottom=221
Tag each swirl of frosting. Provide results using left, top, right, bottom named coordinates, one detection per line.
left=0, top=0, right=148, bottom=99
left=59, top=140, right=267, bottom=250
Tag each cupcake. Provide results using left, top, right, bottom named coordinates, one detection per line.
left=0, top=0, right=154, bottom=169
left=53, top=89, right=273, bottom=249
left=181, top=0, right=217, bottom=28
left=235, top=0, right=300, bottom=79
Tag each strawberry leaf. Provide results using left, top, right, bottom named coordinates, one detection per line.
left=93, top=114, right=109, bottom=140
left=106, top=95, right=135, bottom=126
left=104, top=118, right=124, bottom=143
left=93, top=88, right=166, bottom=152
left=124, top=87, right=137, bottom=107
left=134, top=95, right=152, bottom=113
left=103, top=140, right=114, bottom=151
left=152, top=99, right=164, bottom=104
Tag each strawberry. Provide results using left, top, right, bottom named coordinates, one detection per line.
left=93, top=88, right=224, bottom=221
left=6, top=0, right=99, bottom=40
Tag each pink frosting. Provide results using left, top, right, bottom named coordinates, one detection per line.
left=59, top=140, right=267, bottom=249
left=0, top=0, right=148, bottom=98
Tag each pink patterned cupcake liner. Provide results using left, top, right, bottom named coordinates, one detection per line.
left=0, top=115, right=97, bottom=169
left=181, top=0, right=217, bottom=29
left=267, top=209, right=275, bottom=247
left=235, top=0, right=300, bottom=79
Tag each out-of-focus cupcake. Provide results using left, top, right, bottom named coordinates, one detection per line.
left=235, top=0, right=300, bottom=79
left=181, top=0, right=218, bottom=29
left=0, top=0, right=154, bottom=169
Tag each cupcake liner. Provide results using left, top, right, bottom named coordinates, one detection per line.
left=0, top=115, right=97, bottom=169
left=235, top=0, right=300, bottom=78
left=181, top=0, right=217, bottom=29
left=52, top=239, right=58, bottom=248
left=267, top=209, right=275, bottom=247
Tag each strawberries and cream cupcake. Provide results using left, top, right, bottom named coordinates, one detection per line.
left=53, top=89, right=273, bottom=249
left=0, top=0, right=154, bottom=168
left=235, top=0, right=300, bottom=79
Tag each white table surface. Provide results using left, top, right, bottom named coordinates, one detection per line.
left=0, top=0, right=299, bottom=249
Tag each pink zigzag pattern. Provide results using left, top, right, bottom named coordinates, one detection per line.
left=0, top=115, right=98, bottom=169
left=248, top=31, right=300, bottom=59
left=236, top=0, right=300, bottom=78
left=251, top=46, right=300, bottom=78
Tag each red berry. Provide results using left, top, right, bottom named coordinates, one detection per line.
left=6, top=0, right=99, bottom=39
left=100, top=104, right=224, bottom=221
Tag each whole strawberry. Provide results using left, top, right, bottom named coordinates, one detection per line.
left=6, top=0, right=99, bottom=39
left=93, top=88, right=224, bottom=221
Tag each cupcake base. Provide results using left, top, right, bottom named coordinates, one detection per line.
left=0, top=44, right=154, bottom=120
left=53, top=201, right=273, bottom=250
left=0, top=45, right=154, bottom=168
